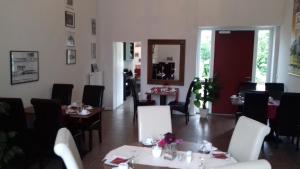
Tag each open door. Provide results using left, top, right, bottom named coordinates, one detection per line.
left=212, top=31, right=255, bottom=114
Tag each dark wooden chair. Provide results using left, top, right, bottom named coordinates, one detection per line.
left=265, top=83, right=284, bottom=100
left=242, top=91, right=269, bottom=125
left=239, top=82, right=257, bottom=97
left=168, top=80, right=195, bottom=125
left=0, top=97, right=27, bottom=131
left=82, top=85, right=104, bottom=107
left=51, top=83, right=74, bottom=105
left=274, top=92, right=300, bottom=150
left=82, top=85, right=105, bottom=150
left=128, top=78, right=155, bottom=121
left=31, top=99, right=64, bottom=155
left=0, top=98, right=38, bottom=169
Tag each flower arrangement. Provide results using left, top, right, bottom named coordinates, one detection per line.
left=157, top=132, right=183, bottom=148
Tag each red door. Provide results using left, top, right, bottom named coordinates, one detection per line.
left=212, top=31, right=255, bottom=114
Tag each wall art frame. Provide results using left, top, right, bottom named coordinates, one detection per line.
left=10, top=51, right=39, bottom=85
left=66, top=49, right=76, bottom=65
left=65, top=11, right=75, bottom=28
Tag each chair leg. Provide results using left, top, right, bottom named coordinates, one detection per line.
left=133, top=109, right=137, bottom=122
left=296, top=136, right=299, bottom=151
left=98, top=126, right=102, bottom=143
left=89, top=130, right=93, bottom=151
left=185, top=113, right=188, bottom=125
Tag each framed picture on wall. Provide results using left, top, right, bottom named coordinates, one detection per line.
left=91, top=42, right=96, bottom=59
left=65, top=11, right=75, bottom=28
left=65, top=0, right=74, bottom=9
left=10, top=51, right=39, bottom=85
left=66, top=49, right=76, bottom=65
left=66, top=31, right=75, bottom=47
left=91, top=18, right=96, bottom=35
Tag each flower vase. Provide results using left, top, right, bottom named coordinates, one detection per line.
left=163, top=143, right=177, bottom=160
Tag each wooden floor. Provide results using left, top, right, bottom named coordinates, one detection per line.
left=43, top=97, right=300, bottom=169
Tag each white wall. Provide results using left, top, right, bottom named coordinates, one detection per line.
left=97, top=0, right=287, bottom=109
left=277, top=0, right=300, bottom=92
left=112, top=42, right=124, bottom=109
left=0, top=0, right=97, bottom=106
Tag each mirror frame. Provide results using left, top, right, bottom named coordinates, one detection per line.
left=147, top=39, right=185, bottom=86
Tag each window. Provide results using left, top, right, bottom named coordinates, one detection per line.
left=254, top=29, right=274, bottom=90
left=198, top=30, right=213, bottom=80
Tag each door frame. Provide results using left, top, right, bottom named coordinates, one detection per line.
left=196, top=26, right=278, bottom=112
left=197, top=26, right=278, bottom=82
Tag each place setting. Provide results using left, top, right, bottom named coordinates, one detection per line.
left=65, top=102, right=93, bottom=115
left=103, top=133, right=237, bottom=169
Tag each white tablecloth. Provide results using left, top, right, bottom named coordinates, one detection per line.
left=104, top=145, right=237, bottom=169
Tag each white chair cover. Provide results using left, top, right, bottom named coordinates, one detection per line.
left=54, top=128, right=83, bottom=169
left=228, top=116, right=270, bottom=162
left=138, top=106, right=172, bottom=142
left=212, top=159, right=271, bottom=169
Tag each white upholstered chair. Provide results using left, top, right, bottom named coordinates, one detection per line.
left=54, top=128, right=83, bottom=169
left=138, top=106, right=172, bottom=142
left=228, top=116, right=270, bottom=162
left=212, top=159, right=271, bottom=169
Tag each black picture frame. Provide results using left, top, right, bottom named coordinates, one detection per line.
left=66, top=49, right=76, bottom=65
left=65, top=11, right=75, bottom=28
left=10, top=51, right=39, bottom=85
left=91, top=18, right=96, bottom=35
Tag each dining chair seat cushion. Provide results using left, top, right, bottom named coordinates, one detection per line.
left=138, top=106, right=172, bottom=142
left=54, top=128, right=83, bottom=169
left=212, top=159, right=271, bottom=169
left=228, top=116, right=270, bottom=162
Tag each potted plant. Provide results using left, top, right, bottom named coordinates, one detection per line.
left=0, top=102, right=23, bottom=169
left=193, top=76, right=220, bottom=118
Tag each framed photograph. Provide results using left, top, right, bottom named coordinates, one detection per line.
left=10, top=51, right=39, bottom=85
left=65, top=11, right=75, bottom=28
left=91, top=63, right=99, bottom=72
left=66, top=49, right=76, bottom=65
left=91, top=42, right=96, bottom=59
left=91, top=18, right=96, bottom=35
left=66, top=31, right=75, bottom=47
left=66, top=0, right=73, bottom=9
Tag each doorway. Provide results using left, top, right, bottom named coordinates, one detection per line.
left=113, top=41, right=142, bottom=110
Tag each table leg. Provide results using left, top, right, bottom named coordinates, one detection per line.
left=160, top=95, right=167, bottom=105
left=146, top=94, right=152, bottom=101
left=89, top=130, right=93, bottom=151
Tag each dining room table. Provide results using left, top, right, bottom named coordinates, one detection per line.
left=25, top=104, right=104, bottom=150
left=230, top=95, right=280, bottom=120
left=102, top=141, right=237, bottom=169
left=146, top=87, right=179, bottom=105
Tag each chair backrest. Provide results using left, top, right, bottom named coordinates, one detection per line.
left=243, top=91, right=269, bottom=124
left=184, top=80, right=195, bottom=111
left=54, top=128, right=83, bottom=169
left=0, top=97, right=27, bottom=131
left=228, top=116, right=270, bottom=162
left=276, top=92, right=300, bottom=136
left=128, top=78, right=138, bottom=110
left=51, top=83, right=74, bottom=105
left=82, top=85, right=105, bottom=107
left=239, top=82, right=257, bottom=97
left=31, top=98, right=63, bottom=152
left=212, top=159, right=271, bottom=169
left=137, top=106, right=172, bottom=142
left=265, top=83, right=284, bottom=100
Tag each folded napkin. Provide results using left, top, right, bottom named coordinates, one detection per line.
left=212, top=152, right=228, bottom=159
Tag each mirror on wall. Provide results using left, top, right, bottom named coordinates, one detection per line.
left=147, top=39, right=185, bottom=86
